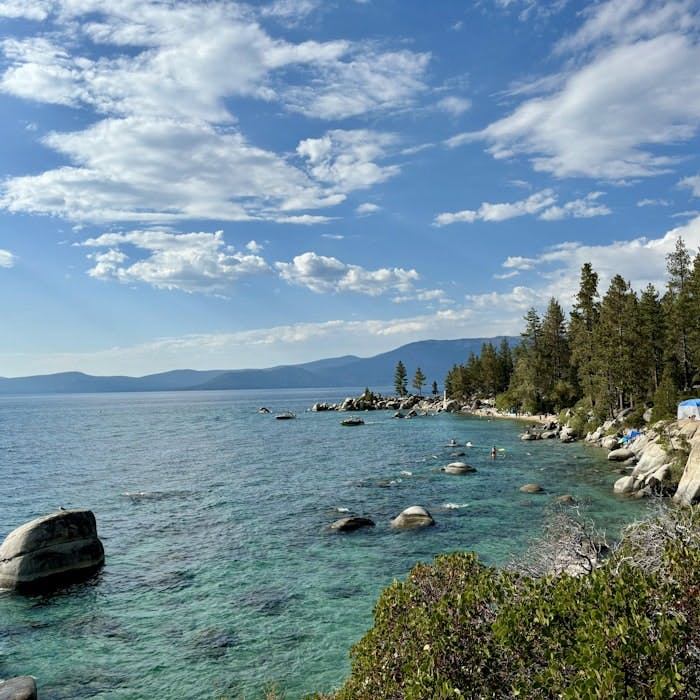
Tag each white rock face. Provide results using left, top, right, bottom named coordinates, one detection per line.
left=674, top=441, right=700, bottom=506
left=613, top=475, right=641, bottom=495
left=0, top=509, right=104, bottom=593
left=390, top=506, right=435, bottom=528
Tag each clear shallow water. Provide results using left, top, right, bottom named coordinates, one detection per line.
left=0, top=389, right=650, bottom=699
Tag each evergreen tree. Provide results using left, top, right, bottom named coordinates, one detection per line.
left=637, top=283, right=666, bottom=398
left=568, top=262, right=600, bottom=404
left=394, top=360, right=408, bottom=397
left=539, top=298, right=572, bottom=411
left=432, top=380, right=439, bottom=397
left=592, top=275, right=639, bottom=415
left=664, top=237, right=693, bottom=391
left=479, top=342, right=501, bottom=396
left=497, top=337, right=514, bottom=392
left=412, top=367, right=426, bottom=395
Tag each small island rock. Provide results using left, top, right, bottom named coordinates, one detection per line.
left=390, top=506, right=435, bottom=528
left=442, top=462, right=476, bottom=475
left=0, top=677, right=37, bottom=700
left=0, top=509, right=104, bottom=593
left=329, top=516, right=375, bottom=532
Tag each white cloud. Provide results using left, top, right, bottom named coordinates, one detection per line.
left=436, top=96, right=471, bottom=116
left=297, top=129, right=400, bottom=191
left=282, top=48, right=430, bottom=119
left=538, top=192, right=611, bottom=220
left=637, top=198, right=671, bottom=207
left=433, top=189, right=609, bottom=226
left=0, top=1, right=429, bottom=225
left=275, top=251, right=419, bottom=296
left=78, top=229, right=269, bottom=292
left=471, top=32, right=700, bottom=179
left=556, top=0, right=698, bottom=54
left=0, top=0, right=51, bottom=20
left=680, top=175, right=700, bottom=197
left=355, top=202, right=381, bottom=216
left=1, top=117, right=342, bottom=223
left=0, top=248, right=16, bottom=267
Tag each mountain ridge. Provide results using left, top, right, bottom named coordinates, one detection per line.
left=0, top=337, right=517, bottom=394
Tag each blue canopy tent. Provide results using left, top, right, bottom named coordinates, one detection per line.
left=677, top=399, right=700, bottom=420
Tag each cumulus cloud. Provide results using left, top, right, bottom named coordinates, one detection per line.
left=0, top=0, right=429, bottom=225
left=78, top=229, right=269, bottom=292
left=0, top=248, right=16, bottom=267
left=433, top=189, right=609, bottom=226
left=355, top=202, right=381, bottom=216
left=492, top=214, right=700, bottom=303
left=1, top=117, right=342, bottom=223
left=297, top=129, right=400, bottom=192
left=274, top=251, right=419, bottom=296
left=449, top=3, right=700, bottom=181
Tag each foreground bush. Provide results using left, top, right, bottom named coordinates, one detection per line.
left=312, top=506, right=700, bottom=699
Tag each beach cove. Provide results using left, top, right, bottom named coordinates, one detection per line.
left=0, top=389, right=650, bottom=699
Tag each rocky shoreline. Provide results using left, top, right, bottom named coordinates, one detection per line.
left=316, top=391, right=700, bottom=505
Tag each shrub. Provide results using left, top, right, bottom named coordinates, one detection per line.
left=314, top=507, right=700, bottom=700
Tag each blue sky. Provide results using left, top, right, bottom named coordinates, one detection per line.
left=1, top=0, right=700, bottom=377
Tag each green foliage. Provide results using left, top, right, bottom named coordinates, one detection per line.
left=320, top=507, right=700, bottom=700
left=412, top=367, right=426, bottom=395
left=394, top=360, right=408, bottom=397
left=623, top=405, right=648, bottom=429
left=479, top=247, right=700, bottom=422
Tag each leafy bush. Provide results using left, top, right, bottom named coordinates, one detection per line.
left=312, top=507, right=700, bottom=700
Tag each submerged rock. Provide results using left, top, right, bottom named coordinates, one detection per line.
left=0, top=677, right=37, bottom=700
left=0, top=509, right=104, bottom=593
left=519, top=484, right=544, bottom=494
left=390, top=506, right=435, bottom=528
left=329, top=516, right=375, bottom=532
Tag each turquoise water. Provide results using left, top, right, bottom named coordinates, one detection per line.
left=0, top=389, right=649, bottom=699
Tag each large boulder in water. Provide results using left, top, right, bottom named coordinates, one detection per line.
left=442, top=462, right=476, bottom=475
left=0, top=677, right=37, bottom=700
left=0, top=509, right=104, bottom=593
left=607, top=447, right=636, bottom=462
left=390, top=506, right=435, bottom=528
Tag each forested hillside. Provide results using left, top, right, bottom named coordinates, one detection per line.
left=446, top=237, right=700, bottom=423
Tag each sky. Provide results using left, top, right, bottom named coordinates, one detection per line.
left=1, top=0, right=700, bottom=377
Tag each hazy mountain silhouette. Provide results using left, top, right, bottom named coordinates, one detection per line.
left=0, top=337, right=517, bottom=394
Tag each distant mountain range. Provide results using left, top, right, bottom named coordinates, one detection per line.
left=0, top=337, right=518, bottom=395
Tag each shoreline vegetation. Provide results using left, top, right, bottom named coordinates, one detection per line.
left=303, top=388, right=700, bottom=700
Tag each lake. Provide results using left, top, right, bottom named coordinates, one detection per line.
left=0, top=389, right=649, bottom=699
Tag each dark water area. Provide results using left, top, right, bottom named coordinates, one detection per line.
left=0, top=389, right=649, bottom=698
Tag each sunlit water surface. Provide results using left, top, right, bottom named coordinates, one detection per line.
left=0, top=389, right=649, bottom=699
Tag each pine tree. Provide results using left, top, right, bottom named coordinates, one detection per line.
left=664, top=237, right=693, bottom=391
left=432, top=380, right=439, bottom=397
left=569, top=262, right=600, bottom=405
left=637, top=283, right=666, bottom=398
left=394, top=360, right=408, bottom=397
left=412, top=367, right=426, bottom=396
left=592, top=275, right=639, bottom=415
left=539, top=298, right=572, bottom=411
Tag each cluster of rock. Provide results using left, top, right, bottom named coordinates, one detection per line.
left=570, top=410, right=700, bottom=504
left=312, top=393, right=458, bottom=416
left=329, top=505, right=435, bottom=532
